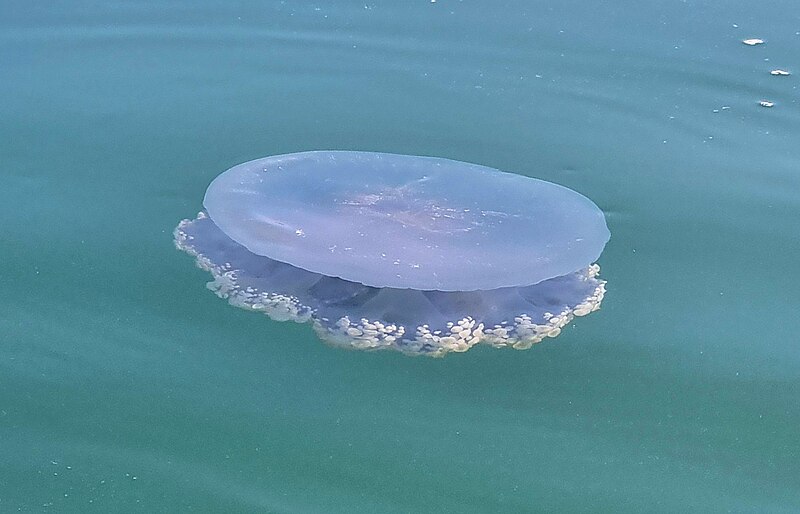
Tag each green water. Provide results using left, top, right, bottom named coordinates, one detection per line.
left=2, top=1, right=799, bottom=512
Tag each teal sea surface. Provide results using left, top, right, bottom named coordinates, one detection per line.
left=2, top=1, right=799, bottom=512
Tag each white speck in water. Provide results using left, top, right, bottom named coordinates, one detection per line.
left=742, top=38, right=764, bottom=45
left=770, top=69, right=790, bottom=76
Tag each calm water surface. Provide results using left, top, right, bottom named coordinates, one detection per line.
left=2, top=1, right=799, bottom=512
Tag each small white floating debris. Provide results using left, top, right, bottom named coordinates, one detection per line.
left=770, top=69, right=791, bottom=76
left=742, top=38, right=764, bottom=46
left=759, top=100, right=774, bottom=108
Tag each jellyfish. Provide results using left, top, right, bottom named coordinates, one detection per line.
left=174, top=151, right=610, bottom=356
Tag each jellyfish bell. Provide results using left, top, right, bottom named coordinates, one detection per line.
left=175, top=151, right=610, bottom=356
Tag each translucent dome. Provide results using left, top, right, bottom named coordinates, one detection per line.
left=203, top=151, right=609, bottom=291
